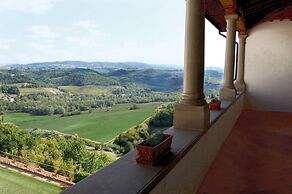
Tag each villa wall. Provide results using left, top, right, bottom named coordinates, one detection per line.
left=245, top=20, right=292, bottom=112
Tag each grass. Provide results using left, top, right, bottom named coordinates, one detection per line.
left=0, top=166, right=62, bottom=194
left=58, top=86, right=113, bottom=95
left=4, top=103, right=160, bottom=143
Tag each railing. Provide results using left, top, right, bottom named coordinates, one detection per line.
left=62, top=93, right=245, bottom=194
left=0, top=152, right=74, bottom=187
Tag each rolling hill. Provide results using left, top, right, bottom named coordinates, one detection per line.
left=5, top=61, right=181, bottom=70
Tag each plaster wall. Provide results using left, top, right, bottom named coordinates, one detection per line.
left=150, top=94, right=244, bottom=194
left=245, top=20, right=292, bottom=111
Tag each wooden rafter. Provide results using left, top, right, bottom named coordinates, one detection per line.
left=205, top=0, right=291, bottom=31
left=219, top=0, right=237, bottom=15
left=237, top=16, right=247, bottom=35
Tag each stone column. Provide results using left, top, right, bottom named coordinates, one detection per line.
left=174, top=0, right=210, bottom=130
left=220, top=15, right=238, bottom=101
left=235, top=34, right=247, bottom=91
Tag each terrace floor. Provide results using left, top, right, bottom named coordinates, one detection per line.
left=197, top=110, right=292, bottom=194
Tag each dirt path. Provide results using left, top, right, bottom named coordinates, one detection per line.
left=45, top=88, right=63, bottom=94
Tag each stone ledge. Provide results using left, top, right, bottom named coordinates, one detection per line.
left=62, top=93, right=244, bottom=194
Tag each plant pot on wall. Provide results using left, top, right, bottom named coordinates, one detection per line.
left=136, top=133, right=173, bottom=165
left=209, top=100, right=221, bottom=110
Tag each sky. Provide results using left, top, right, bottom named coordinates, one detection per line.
left=0, top=0, right=226, bottom=67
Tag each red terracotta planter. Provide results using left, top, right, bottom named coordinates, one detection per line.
left=209, top=101, right=221, bottom=110
left=136, top=134, right=173, bottom=165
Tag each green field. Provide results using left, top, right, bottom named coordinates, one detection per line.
left=19, top=88, right=49, bottom=95
left=0, top=166, right=62, bottom=194
left=5, top=83, right=62, bottom=95
left=59, top=86, right=113, bottom=95
left=4, top=103, right=160, bottom=142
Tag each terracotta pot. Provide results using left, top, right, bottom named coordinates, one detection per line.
left=136, top=134, right=173, bottom=165
left=209, top=101, right=221, bottom=110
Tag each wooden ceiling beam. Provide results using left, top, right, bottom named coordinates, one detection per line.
left=219, top=0, right=237, bottom=15
left=237, top=16, right=247, bottom=35
left=206, top=0, right=292, bottom=31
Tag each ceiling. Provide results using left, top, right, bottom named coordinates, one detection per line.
left=205, top=0, right=292, bottom=32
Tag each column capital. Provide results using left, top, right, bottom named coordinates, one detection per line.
left=238, top=34, right=248, bottom=44
left=224, top=14, right=238, bottom=21
left=238, top=34, right=248, bottom=39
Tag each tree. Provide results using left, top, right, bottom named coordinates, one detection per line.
left=0, top=85, right=20, bottom=95
left=148, top=103, right=175, bottom=127
left=129, top=104, right=139, bottom=110
left=54, top=107, right=65, bottom=114
left=124, top=142, right=134, bottom=153
left=0, top=123, right=113, bottom=183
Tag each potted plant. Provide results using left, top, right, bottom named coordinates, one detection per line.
left=136, top=132, right=173, bottom=165
left=209, top=94, right=221, bottom=110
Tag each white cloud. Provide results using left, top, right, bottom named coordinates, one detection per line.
left=71, top=20, right=104, bottom=36
left=27, top=25, right=59, bottom=50
left=64, top=20, right=105, bottom=48
left=27, top=25, right=59, bottom=39
left=29, top=41, right=55, bottom=50
left=64, top=36, right=100, bottom=48
left=0, top=39, right=16, bottom=49
left=0, top=0, right=58, bottom=15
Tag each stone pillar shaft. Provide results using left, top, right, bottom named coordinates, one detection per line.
left=223, top=15, right=238, bottom=88
left=220, top=15, right=238, bottom=100
left=235, top=35, right=247, bottom=91
left=181, top=0, right=205, bottom=106
left=174, top=0, right=209, bottom=130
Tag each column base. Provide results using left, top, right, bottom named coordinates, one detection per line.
left=234, top=82, right=246, bottom=92
left=174, top=104, right=210, bottom=131
left=220, top=87, right=237, bottom=101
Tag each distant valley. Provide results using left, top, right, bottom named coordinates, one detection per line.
left=1, top=61, right=222, bottom=93
left=0, top=60, right=223, bottom=184
left=3, top=61, right=181, bottom=70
